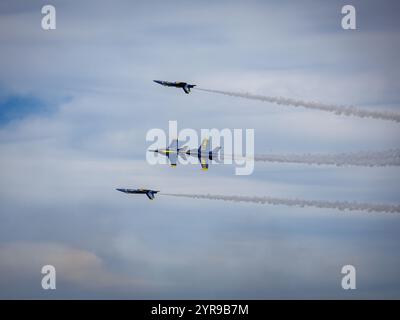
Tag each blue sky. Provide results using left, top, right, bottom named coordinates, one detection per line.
left=0, top=94, right=46, bottom=124
left=0, top=0, right=400, bottom=298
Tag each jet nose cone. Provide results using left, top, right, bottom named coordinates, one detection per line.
left=153, top=80, right=163, bottom=85
left=116, top=188, right=125, bottom=193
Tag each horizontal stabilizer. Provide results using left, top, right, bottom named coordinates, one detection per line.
left=178, top=152, right=187, bottom=161
left=212, top=146, right=221, bottom=153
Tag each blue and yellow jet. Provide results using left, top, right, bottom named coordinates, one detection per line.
left=116, top=188, right=159, bottom=200
left=149, top=139, right=188, bottom=167
left=184, top=138, right=221, bottom=170
left=153, top=80, right=196, bottom=94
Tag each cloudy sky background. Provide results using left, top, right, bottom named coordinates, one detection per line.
left=0, top=0, right=400, bottom=298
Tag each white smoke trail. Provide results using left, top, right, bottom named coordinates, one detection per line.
left=217, top=149, right=400, bottom=167
left=162, top=193, right=400, bottom=214
left=195, top=88, right=400, bottom=123
left=252, top=149, right=400, bottom=167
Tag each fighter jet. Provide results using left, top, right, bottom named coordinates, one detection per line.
left=149, top=138, right=221, bottom=170
left=153, top=80, right=196, bottom=94
left=116, top=188, right=159, bottom=200
left=148, top=139, right=188, bottom=167
left=184, top=138, right=221, bottom=170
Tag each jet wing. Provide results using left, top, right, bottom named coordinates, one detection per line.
left=167, top=152, right=177, bottom=167
left=200, top=155, right=209, bottom=170
left=168, top=139, right=178, bottom=150
left=157, top=80, right=174, bottom=87
left=200, top=138, right=209, bottom=152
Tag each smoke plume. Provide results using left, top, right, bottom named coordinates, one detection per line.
left=163, top=193, right=400, bottom=213
left=195, top=88, right=400, bottom=123
left=251, top=149, right=400, bottom=167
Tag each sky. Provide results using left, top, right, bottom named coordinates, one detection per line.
left=0, top=0, right=400, bottom=299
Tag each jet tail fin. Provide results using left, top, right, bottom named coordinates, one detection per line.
left=146, top=191, right=155, bottom=200
left=178, top=146, right=188, bottom=160
left=179, top=146, right=189, bottom=153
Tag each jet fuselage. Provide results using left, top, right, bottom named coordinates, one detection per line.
left=153, top=80, right=196, bottom=94
left=116, top=188, right=159, bottom=200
